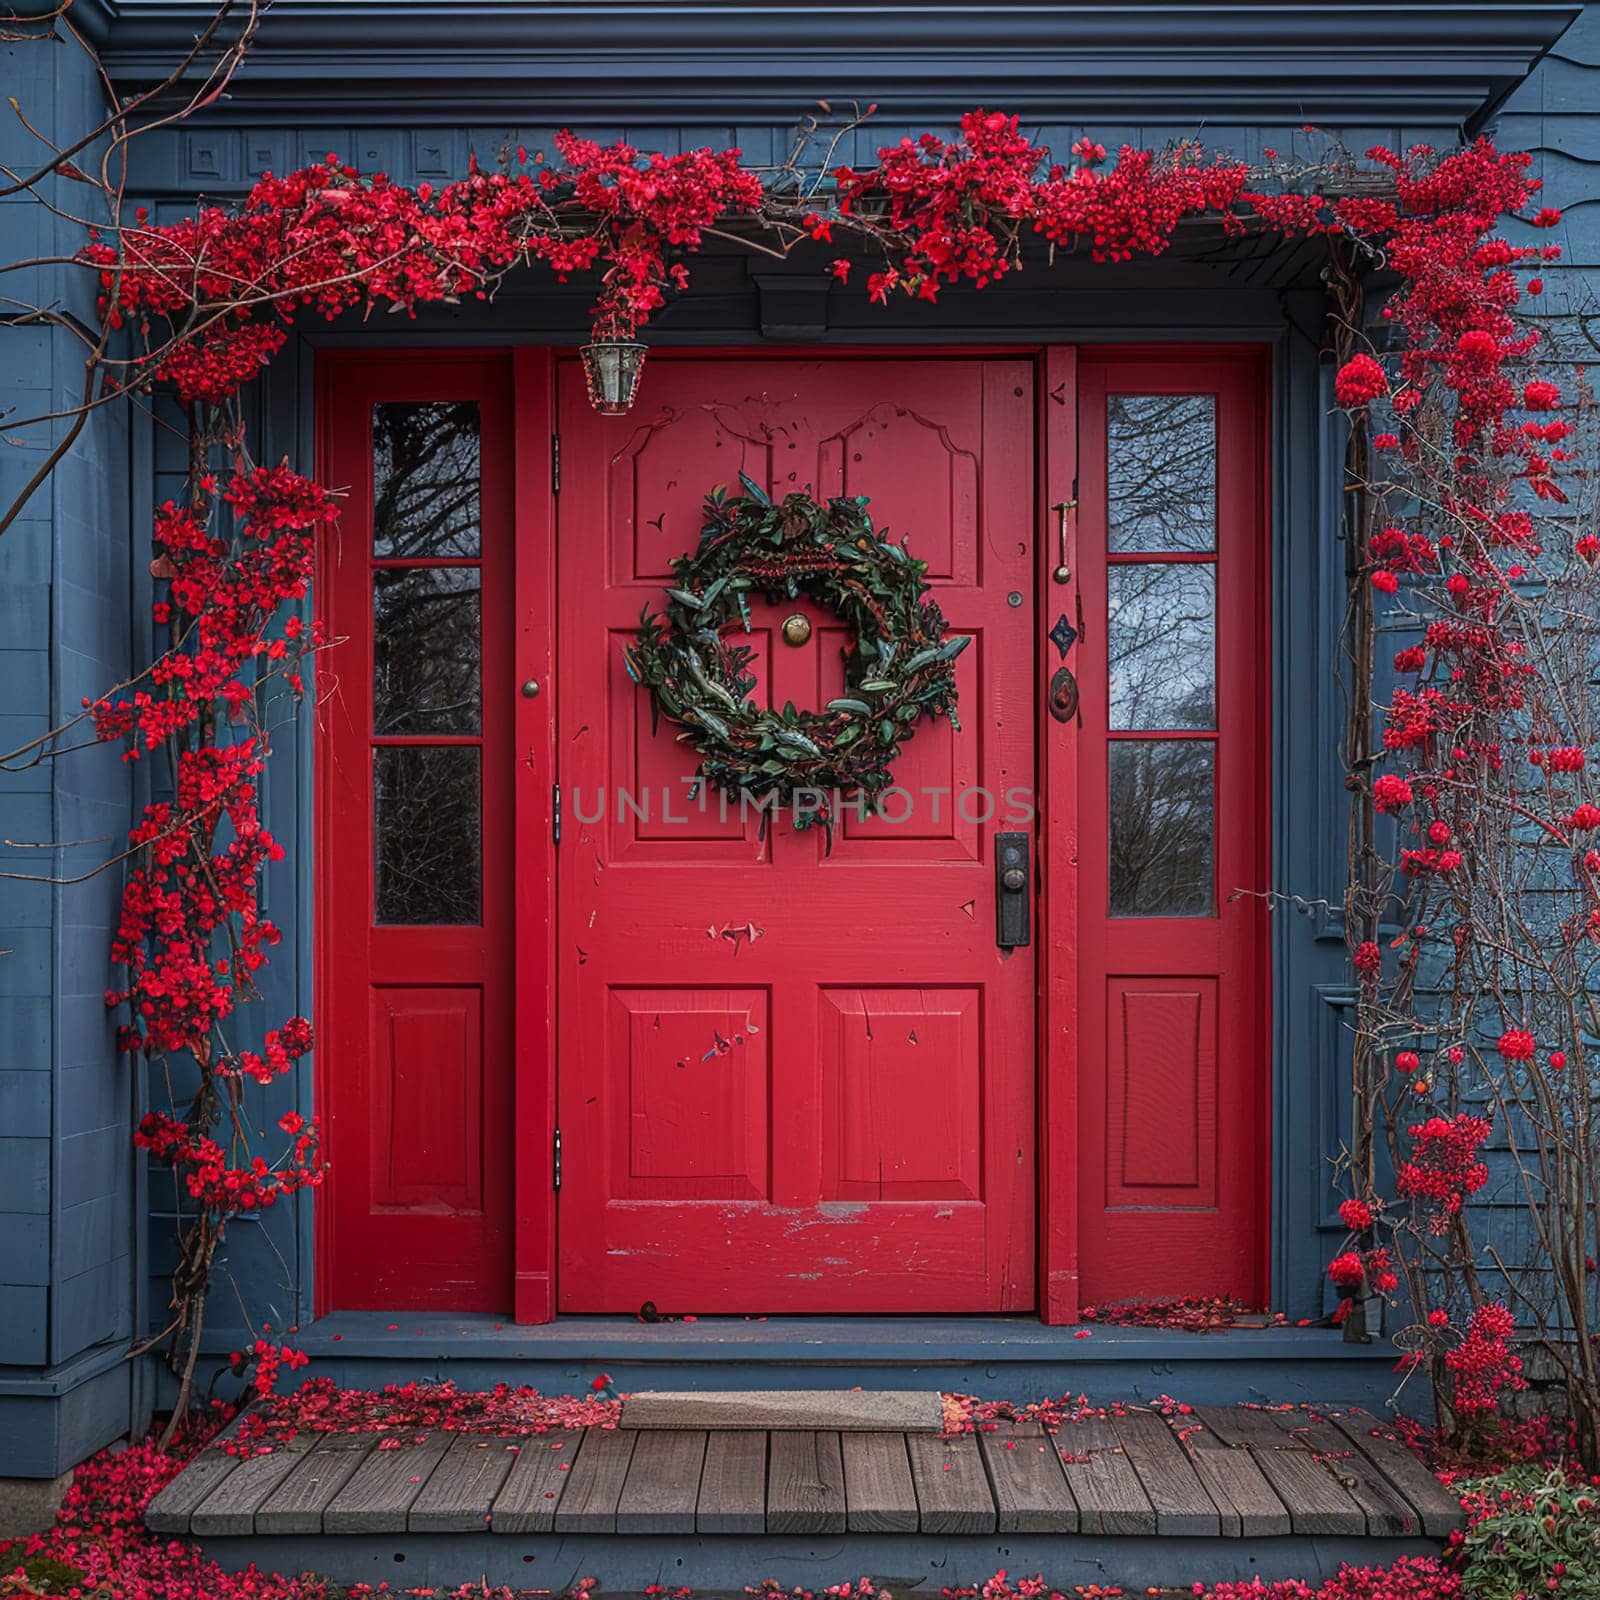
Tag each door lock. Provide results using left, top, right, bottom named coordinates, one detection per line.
left=995, top=832, right=1030, bottom=949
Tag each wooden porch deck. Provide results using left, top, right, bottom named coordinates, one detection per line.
left=150, top=1399, right=1463, bottom=1590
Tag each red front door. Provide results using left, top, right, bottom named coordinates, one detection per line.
left=554, top=355, right=1037, bottom=1312
left=312, top=345, right=1272, bottom=1321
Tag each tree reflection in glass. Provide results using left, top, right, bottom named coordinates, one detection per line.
left=1107, top=394, right=1216, bottom=554
left=1108, top=741, right=1215, bottom=916
left=1108, top=563, right=1215, bottom=730
left=373, top=567, right=482, bottom=735
left=374, top=746, right=482, bottom=924
left=372, top=401, right=481, bottom=558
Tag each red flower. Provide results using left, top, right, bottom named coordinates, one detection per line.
left=1327, top=1251, right=1365, bottom=1287
left=1498, top=1028, right=1536, bottom=1060
left=1445, top=1301, right=1526, bottom=1413
left=1334, top=353, right=1388, bottom=408
left=1372, top=773, right=1414, bottom=813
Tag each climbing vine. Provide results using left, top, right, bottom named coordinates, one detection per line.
left=1, top=9, right=1588, bottom=1457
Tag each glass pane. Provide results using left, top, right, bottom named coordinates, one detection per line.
left=1107, top=394, right=1216, bottom=553
left=1109, top=740, right=1215, bottom=916
left=374, top=746, right=482, bottom=924
left=373, top=566, right=482, bottom=735
left=373, top=401, right=481, bottom=558
left=1109, top=563, right=1216, bottom=730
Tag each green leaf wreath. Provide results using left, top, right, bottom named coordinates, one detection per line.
left=625, top=474, right=970, bottom=833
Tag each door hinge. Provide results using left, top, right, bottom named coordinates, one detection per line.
left=553, top=1126, right=563, bottom=1190
left=552, top=781, right=561, bottom=844
left=551, top=433, right=561, bottom=494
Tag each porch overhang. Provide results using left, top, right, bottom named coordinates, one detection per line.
left=73, top=2, right=1582, bottom=133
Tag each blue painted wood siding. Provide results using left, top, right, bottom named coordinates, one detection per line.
left=1451, top=14, right=1600, bottom=1307
left=0, top=24, right=136, bottom=1474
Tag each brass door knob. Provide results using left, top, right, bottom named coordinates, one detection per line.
left=1001, top=867, right=1026, bottom=892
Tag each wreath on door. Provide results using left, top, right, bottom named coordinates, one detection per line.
left=625, top=475, right=969, bottom=831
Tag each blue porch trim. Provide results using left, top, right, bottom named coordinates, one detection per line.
left=234, top=1314, right=1409, bottom=1415
left=80, top=2, right=1579, bottom=130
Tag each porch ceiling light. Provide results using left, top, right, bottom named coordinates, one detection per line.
left=580, top=337, right=647, bottom=415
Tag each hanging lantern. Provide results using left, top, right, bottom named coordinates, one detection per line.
left=579, top=337, right=647, bottom=415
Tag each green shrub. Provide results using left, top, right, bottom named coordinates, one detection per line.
left=1457, top=1465, right=1600, bottom=1599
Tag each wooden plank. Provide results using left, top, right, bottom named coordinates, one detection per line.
left=1179, top=1416, right=1290, bottom=1537
left=1271, top=1412, right=1421, bottom=1536
left=146, top=1418, right=250, bottom=1535
left=1324, top=1409, right=1465, bottom=1537
left=1054, top=1416, right=1157, bottom=1537
left=697, top=1431, right=767, bottom=1533
left=623, top=1391, right=942, bottom=1432
left=490, top=1432, right=583, bottom=1534
left=1194, top=1405, right=1303, bottom=1450
left=1112, top=1410, right=1221, bottom=1536
left=841, top=1431, right=918, bottom=1533
left=976, top=1421, right=1077, bottom=1534
left=256, top=1434, right=377, bottom=1535
left=553, top=1427, right=638, bottom=1533
left=409, top=1434, right=520, bottom=1532
left=905, top=1431, right=996, bottom=1534
left=616, top=1430, right=707, bottom=1534
left=767, top=1430, right=846, bottom=1534
left=190, top=1440, right=309, bottom=1536
left=324, top=1433, right=453, bottom=1534
left=1252, top=1444, right=1366, bottom=1536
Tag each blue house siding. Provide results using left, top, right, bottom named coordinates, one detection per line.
left=2, top=0, right=1594, bottom=1477
left=1464, top=12, right=1600, bottom=1305
left=0, top=22, right=138, bottom=1475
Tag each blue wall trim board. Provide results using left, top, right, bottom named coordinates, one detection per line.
left=2, top=0, right=1594, bottom=1480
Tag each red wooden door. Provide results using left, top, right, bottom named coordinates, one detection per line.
left=556, top=355, right=1036, bottom=1312
left=317, top=353, right=517, bottom=1311
left=1074, top=348, right=1269, bottom=1307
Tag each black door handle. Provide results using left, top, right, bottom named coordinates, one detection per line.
left=995, top=831, right=1030, bottom=949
